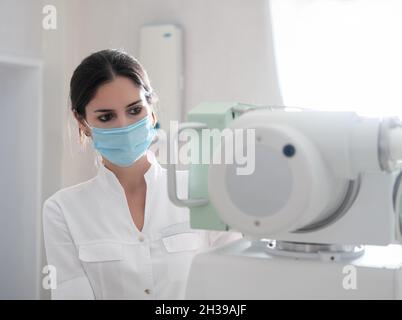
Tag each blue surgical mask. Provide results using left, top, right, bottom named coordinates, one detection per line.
left=87, top=116, right=157, bottom=167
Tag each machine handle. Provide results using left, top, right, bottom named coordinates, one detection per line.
left=167, top=122, right=209, bottom=207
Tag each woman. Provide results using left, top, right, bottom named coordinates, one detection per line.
left=42, top=49, right=241, bottom=300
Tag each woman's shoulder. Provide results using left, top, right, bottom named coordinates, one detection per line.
left=43, top=176, right=98, bottom=209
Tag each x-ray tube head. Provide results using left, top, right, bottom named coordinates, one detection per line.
left=207, top=110, right=402, bottom=240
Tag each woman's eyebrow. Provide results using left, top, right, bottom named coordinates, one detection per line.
left=94, top=99, right=143, bottom=113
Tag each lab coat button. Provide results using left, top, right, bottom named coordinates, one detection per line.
left=144, top=289, right=151, bottom=295
left=138, top=235, right=145, bottom=242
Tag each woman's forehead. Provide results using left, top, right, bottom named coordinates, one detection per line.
left=87, top=76, right=146, bottom=111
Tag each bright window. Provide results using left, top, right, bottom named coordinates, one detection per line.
left=269, top=0, right=402, bottom=117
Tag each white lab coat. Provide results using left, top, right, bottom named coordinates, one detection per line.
left=42, top=150, right=241, bottom=300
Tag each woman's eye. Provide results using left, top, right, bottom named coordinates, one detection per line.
left=98, top=114, right=114, bottom=122
left=129, top=106, right=142, bottom=115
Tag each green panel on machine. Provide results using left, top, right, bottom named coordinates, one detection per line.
left=186, top=102, right=254, bottom=231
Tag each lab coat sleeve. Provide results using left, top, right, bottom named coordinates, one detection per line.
left=207, top=230, right=243, bottom=248
left=42, top=198, right=95, bottom=300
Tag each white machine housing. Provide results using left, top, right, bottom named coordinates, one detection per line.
left=208, top=110, right=402, bottom=246
left=186, top=239, right=402, bottom=299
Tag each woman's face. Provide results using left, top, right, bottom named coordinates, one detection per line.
left=82, top=76, right=154, bottom=132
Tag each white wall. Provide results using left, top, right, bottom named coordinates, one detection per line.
left=40, top=0, right=68, bottom=300
left=60, top=0, right=283, bottom=187
left=0, top=0, right=42, bottom=58
left=0, top=0, right=45, bottom=300
left=41, top=0, right=67, bottom=201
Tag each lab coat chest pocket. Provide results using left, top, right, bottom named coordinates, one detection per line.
left=78, top=242, right=124, bottom=298
left=162, top=233, right=202, bottom=253
left=160, top=229, right=203, bottom=282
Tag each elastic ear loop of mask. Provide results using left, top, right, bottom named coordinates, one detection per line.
left=82, top=119, right=93, bottom=131
left=80, top=119, right=101, bottom=167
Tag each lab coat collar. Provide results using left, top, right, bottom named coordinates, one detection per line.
left=96, top=149, right=162, bottom=196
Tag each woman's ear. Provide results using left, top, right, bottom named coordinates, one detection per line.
left=74, top=110, right=91, bottom=137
